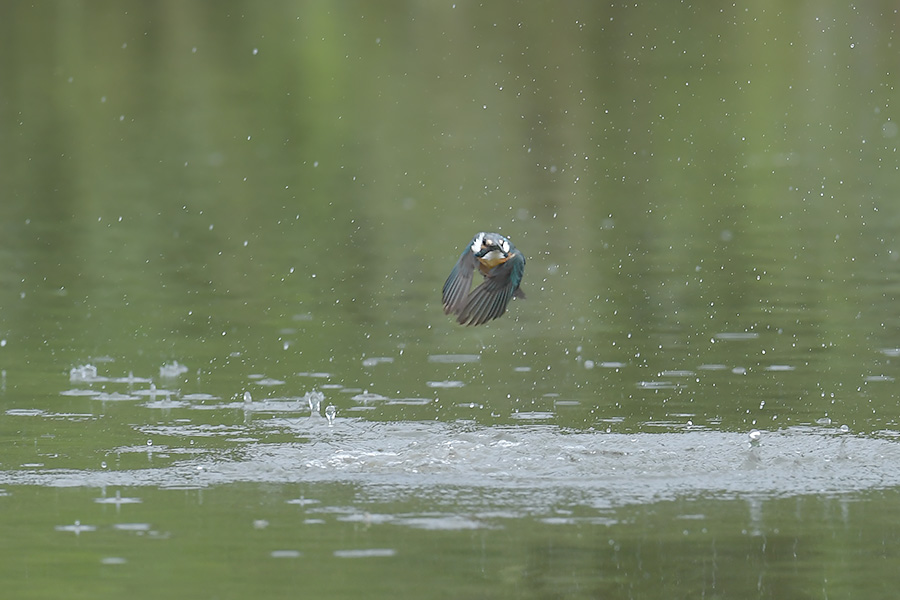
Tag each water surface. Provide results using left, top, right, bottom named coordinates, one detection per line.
left=2, top=1, right=900, bottom=598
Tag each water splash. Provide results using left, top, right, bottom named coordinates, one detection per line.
left=70, top=364, right=100, bottom=382
left=748, top=429, right=761, bottom=448
left=324, top=404, right=336, bottom=426
left=55, top=520, right=96, bottom=535
left=306, top=390, right=324, bottom=414
left=159, top=361, right=188, bottom=378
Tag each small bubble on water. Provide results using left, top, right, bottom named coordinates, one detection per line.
left=325, top=404, right=337, bottom=426
left=146, top=439, right=153, bottom=447
left=748, top=429, right=761, bottom=444
left=839, top=424, right=850, bottom=433
left=100, top=461, right=108, bottom=469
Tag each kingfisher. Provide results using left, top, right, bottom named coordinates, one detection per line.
left=442, top=232, right=526, bottom=326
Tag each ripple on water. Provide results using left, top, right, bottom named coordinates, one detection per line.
left=510, top=411, right=555, bottom=421
left=7, top=423, right=900, bottom=516
left=426, top=380, right=465, bottom=388
left=109, top=374, right=152, bottom=384
left=396, top=515, right=493, bottom=530
left=697, top=364, right=729, bottom=370
left=113, top=523, right=151, bottom=532
left=386, top=398, right=432, bottom=406
left=333, top=549, right=396, bottom=558
left=659, top=370, right=695, bottom=378
left=351, top=391, right=389, bottom=402
left=182, top=393, right=220, bottom=401
left=143, top=400, right=189, bottom=410
left=296, top=371, right=333, bottom=378
left=60, top=389, right=103, bottom=397
left=251, top=377, right=286, bottom=386
left=6, top=409, right=45, bottom=416
left=636, top=380, right=677, bottom=390
left=55, top=521, right=96, bottom=534
left=93, top=392, right=140, bottom=402
left=94, top=492, right=142, bottom=506
left=361, top=357, right=394, bottom=367
left=285, top=497, right=320, bottom=506
left=713, top=332, right=759, bottom=340
left=428, top=354, right=481, bottom=364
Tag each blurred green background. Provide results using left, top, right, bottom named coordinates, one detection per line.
left=2, top=2, right=900, bottom=598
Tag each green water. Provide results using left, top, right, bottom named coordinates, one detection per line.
left=2, top=1, right=900, bottom=598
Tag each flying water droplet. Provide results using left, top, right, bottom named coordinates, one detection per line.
left=325, top=404, right=336, bottom=426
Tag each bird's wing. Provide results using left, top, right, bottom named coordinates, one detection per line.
left=456, top=252, right=525, bottom=326
left=442, top=249, right=477, bottom=316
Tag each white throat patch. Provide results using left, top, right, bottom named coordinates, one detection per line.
left=470, top=232, right=485, bottom=253
left=481, top=249, right=506, bottom=262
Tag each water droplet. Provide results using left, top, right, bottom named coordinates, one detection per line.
left=325, top=405, right=336, bottom=426
left=243, top=391, right=252, bottom=403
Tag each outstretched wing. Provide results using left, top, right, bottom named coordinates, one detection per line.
left=442, top=249, right=477, bottom=316
left=456, top=252, right=525, bottom=326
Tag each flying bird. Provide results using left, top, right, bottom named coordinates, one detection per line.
left=442, top=232, right=525, bottom=326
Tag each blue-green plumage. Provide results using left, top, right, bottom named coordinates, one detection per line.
left=442, top=232, right=525, bottom=326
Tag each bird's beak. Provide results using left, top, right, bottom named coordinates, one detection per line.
left=476, top=241, right=507, bottom=258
